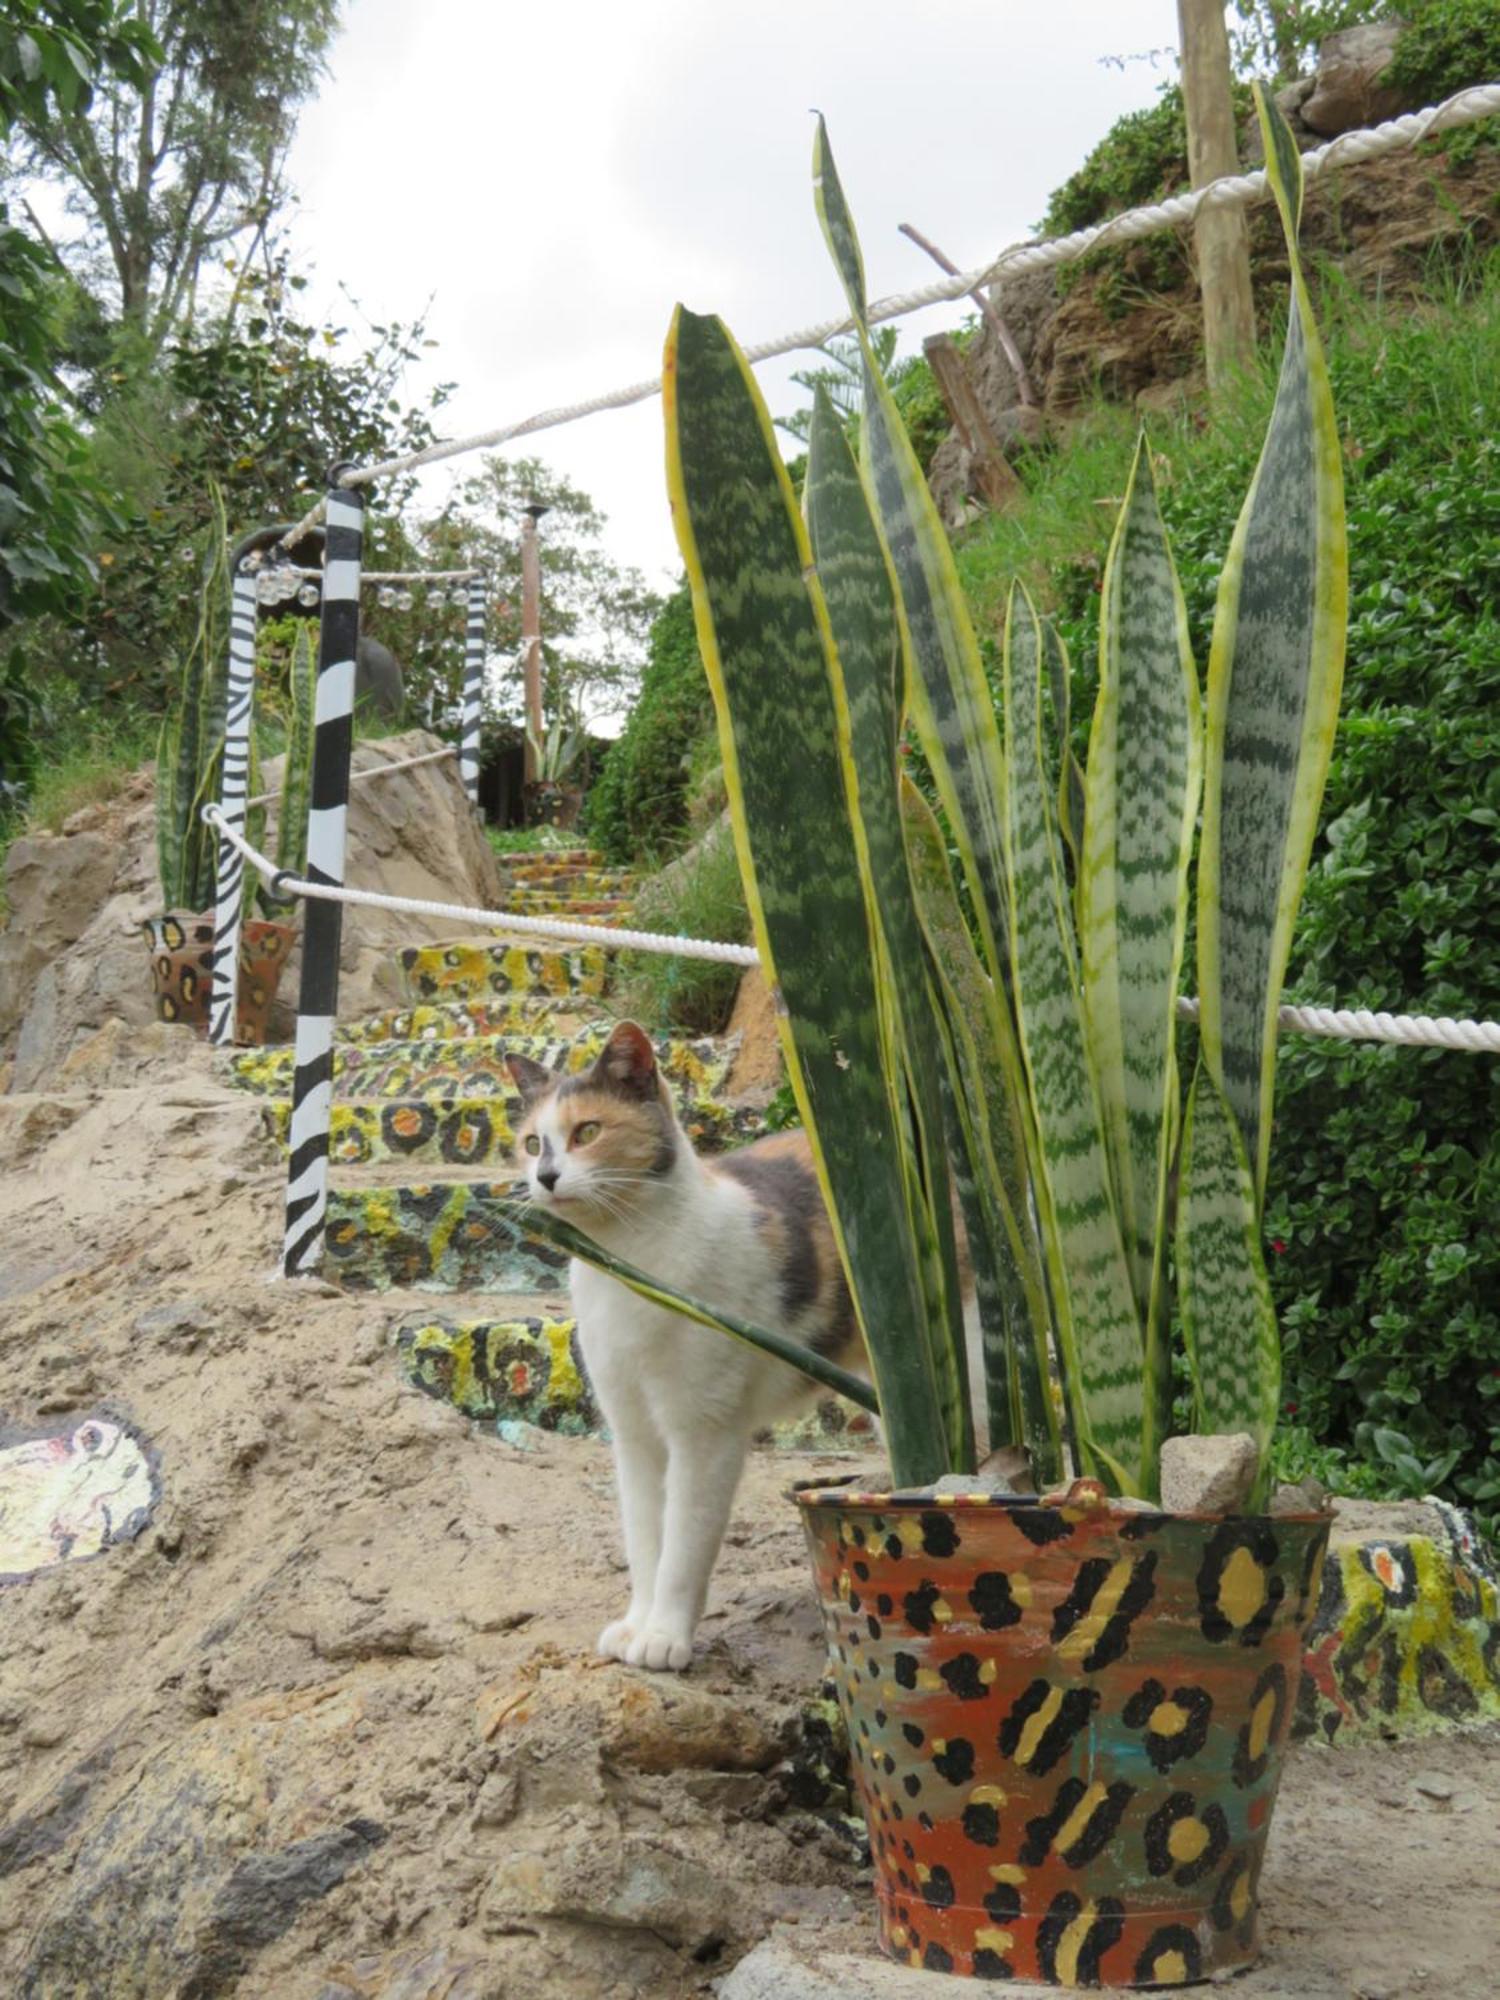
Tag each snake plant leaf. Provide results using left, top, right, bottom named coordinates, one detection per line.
left=498, top=1200, right=878, bottom=1413
left=1197, top=83, right=1348, bottom=1201
left=1177, top=1060, right=1280, bottom=1501
left=665, top=303, right=954, bottom=1485
left=812, top=116, right=1012, bottom=992
left=805, top=385, right=973, bottom=1460
left=901, top=775, right=1063, bottom=1486
left=1081, top=435, right=1202, bottom=1366
left=1002, top=583, right=1153, bottom=1496
left=1043, top=619, right=1087, bottom=885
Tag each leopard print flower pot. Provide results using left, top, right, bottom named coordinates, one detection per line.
left=796, top=1477, right=1330, bottom=1987
left=142, top=911, right=296, bottom=1047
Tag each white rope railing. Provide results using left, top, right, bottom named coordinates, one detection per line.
left=204, top=806, right=1500, bottom=1049
left=277, top=81, right=1500, bottom=549
left=245, top=743, right=456, bottom=811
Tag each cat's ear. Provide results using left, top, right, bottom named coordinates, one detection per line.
left=595, top=1021, right=659, bottom=1097
left=506, top=1053, right=555, bottom=1104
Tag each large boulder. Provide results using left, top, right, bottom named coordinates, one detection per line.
left=1301, top=22, right=1411, bottom=139
left=0, top=730, right=505, bottom=1090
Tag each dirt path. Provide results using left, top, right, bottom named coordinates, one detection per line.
left=2, top=1047, right=1498, bottom=1997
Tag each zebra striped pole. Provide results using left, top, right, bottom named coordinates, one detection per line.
left=208, top=566, right=260, bottom=1044
left=282, top=476, right=366, bottom=1278
left=459, top=572, right=485, bottom=806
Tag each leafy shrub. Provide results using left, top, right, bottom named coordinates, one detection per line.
left=955, top=255, right=1500, bottom=1532
left=612, top=817, right=750, bottom=1035
left=1386, top=0, right=1500, bottom=105
left=1042, top=85, right=1196, bottom=239
left=585, top=583, right=712, bottom=863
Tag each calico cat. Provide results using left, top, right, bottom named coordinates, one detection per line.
left=507, top=1020, right=863, bottom=1672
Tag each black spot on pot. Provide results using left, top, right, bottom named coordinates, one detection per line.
left=902, top=1722, right=924, bottom=1748
left=969, top=1570, right=1024, bottom=1631
left=923, top=1943, right=954, bottom=1973
left=884, top=1533, right=904, bottom=1561
left=931, top=1738, right=975, bottom=1785
left=921, top=1864, right=955, bottom=1911
left=1144, top=1791, right=1229, bottom=1886
left=1036, top=1890, right=1124, bottom=1986
left=920, top=1511, right=960, bottom=1558
left=904, top=1581, right=941, bottom=1635
left=1135, top=1925, right=1203, bottom=1984
left=903, top=1774, right=921, bottom=1798
left=1013, top=1508, right=1074, bottom=1547
left=998, top=1680, right=1100, bottom=1775
left=984, top=1881, right=1020, bottom=1925
left=853, top=1558, right=871, bottom=1582
left=1233, top=1661, right=1289, bottom=1789
left=1197, top=1520, right=1285, bottom=1646
left=972, top=1946, right=1014, bottom=1979
left=939, top=1652, right=989, bottom=1702
left=867, top=1615, right=883, bottom=1642
left=877, top=1593, right=894, bottom=1617
left=961, top=1801, right=1000, bottom=1846
left=1121, top=1678, right=1214, bottom=1773
left=1020, top=1777, right=1134, bottom=1870
left=893, top=1652, right=919, bottom=1690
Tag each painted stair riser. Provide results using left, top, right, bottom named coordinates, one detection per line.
left=396, top=1316, right=877, bottom=1450
left=340, top=996, right=608, bottom=1047
left=509, top=866, right=634, bottom=895
left=231, top=1028, right=741, bottom=1104
left=400, top=942, right=610, bottom=1004
left=503, top=891, right=634, bottom=919
left=322, top=1183, right=569, bottom=1295
left=262, top=1092, right=765, bottom=1168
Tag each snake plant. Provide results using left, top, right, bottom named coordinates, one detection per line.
left=517, top=85, right=1345, bottom=1503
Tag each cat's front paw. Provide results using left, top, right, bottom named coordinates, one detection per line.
left=596, top=1618, right=637, bottom=1661
left=624, top=1624, right=694, bottom=1672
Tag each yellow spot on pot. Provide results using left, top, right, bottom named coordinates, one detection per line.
left=988, top=1864, right=1027, bottom=1885
left=1150, top=1699, right=1190, bottom=1737
left=1230, top=1870, right=1253, bottom=1922
left=1248, top=1686, right=1278, bottom=1761
left=931, top=1738, right=947, bottom=1755
left=979, top=1657, right=997, bottom=1684
left=932, top=1596, right=954, bottom=1624
left=969, top=1785, right=1007, bottom=1808
left=1153, top=1949, right=1189, bottom=1983
left=1054, top=1782, right=1108, bottom=1856
left=1009, top=1572, right=1033, bottom=1607
left=915, top=1862, right=931, bottom=1884
left=1168, top=1815, right=1210, bottom=1865
left=1057, top=1559, right=1132, bottom=1661
left=1014, top=1685, right=1065, bottom=1767
left=1220, top=1545, right=1268, bottom=1628
left=916, top=1669, right=942, bottom=1692
left=889, top=1925, right=908, bottom=1948
left=1054, top=1898, right=1101, bottom=1988
left=974, top=1927, right=1014, bottom=1954
left=897, top=1518, right=926, bottom=1554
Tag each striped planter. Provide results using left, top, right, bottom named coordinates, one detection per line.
left=797, top=1478, right=1329, bottom=1987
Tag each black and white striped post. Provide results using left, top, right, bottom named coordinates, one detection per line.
left=208, top=564, right=260, bottom=1044
left=282, top=474, right=366, bottom=1277
left=459, top=572, right=485, bottom=807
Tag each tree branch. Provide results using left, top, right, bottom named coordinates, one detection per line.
left=898, top=220, right=1038, bottom=410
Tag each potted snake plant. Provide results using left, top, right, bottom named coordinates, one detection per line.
left=513, top=88, right=1344, bottom=1985
left=147, top=506, right=295, bottom=1044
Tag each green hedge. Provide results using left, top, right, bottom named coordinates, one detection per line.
left=585, top=583, right=712, bottom=863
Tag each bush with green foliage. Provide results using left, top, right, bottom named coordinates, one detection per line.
left=955, top=254, right=1500, bottom=1532
left=1385, top=0, right=1500, bottom=105
left=612, top=818, right=750, bottom=1037
left=585, top=583, right=712, bottom=863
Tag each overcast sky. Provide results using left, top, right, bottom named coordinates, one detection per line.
left=286, top=0, right=1186, bottom=596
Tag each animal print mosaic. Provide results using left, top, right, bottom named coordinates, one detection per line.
left=339, top=996, right=606, bottom=1046
left=508, top=864, right=634, bottom=895
left=263, top=1097, right=517, bottom=1168
left=321, top=1183, right=572, bottom=1294
left=1296, top=1516, right=1500, bottom=1743
left=396, top=1316, right=600, bottom=1431
left=502, top=887, right=634, bottom=919
left=797, top=1480, right=1329, bottom=1986
left=399, top=941, right=610, bottom=1003
left=1, top=1418, right=157, bottom=1582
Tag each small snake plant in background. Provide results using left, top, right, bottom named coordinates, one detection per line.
left=517, top=85, right=1346, bottom=1505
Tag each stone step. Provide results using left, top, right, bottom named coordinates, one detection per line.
left=322, top=1182, right=569, bottom=1294
left=394, top=1313, right=875, bottom=1451
left=508, top=863, right=634, bottom=895
left=499, top=846, right=599, bottom=870
left=233, top=1025, right=741, bottom=1106
left=399, top=939, right=610, bottom=1004
left=260, top=1084, right=766, bottom=1169
left=502, top=889, right=636, bottom=920
left=339, top=995, right=607, bottom=1047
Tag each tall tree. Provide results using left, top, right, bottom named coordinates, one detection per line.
left=13, top=0, right=338, bottom=344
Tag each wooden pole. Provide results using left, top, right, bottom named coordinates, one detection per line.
left=1176, top=0, right=1256, bottom=397
left=520, top=503, right=548, bottom=787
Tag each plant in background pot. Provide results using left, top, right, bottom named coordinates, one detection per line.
left=146, top=505, right=295, bottom=1045
left=515, top=88, right=1345, bottom=1987
left=525, top=706, right=588, bottom=828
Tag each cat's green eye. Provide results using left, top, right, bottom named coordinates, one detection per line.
left=572, top=1120, right=601, bottom=1147
left=523, top=1134, right=541, bottom=1156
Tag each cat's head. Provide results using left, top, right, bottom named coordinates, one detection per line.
left=507, top=1021, right=680, bottom=1220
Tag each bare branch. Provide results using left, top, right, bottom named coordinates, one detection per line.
left=898, top=220, right=1038, bottom=409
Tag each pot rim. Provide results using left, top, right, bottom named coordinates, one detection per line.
left=789, top=1472, right=1331, bottom=1529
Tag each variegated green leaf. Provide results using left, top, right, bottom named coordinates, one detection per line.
left=1177, top=1060, right=1280, bottom=1501
left=499, top=1199, right=878, bottom=1412
left=1081, top=436, right=1201, bottom=1386
left=806, top=386, right=973, bottom=1460
left=901, top=776, right=1063, bottom=1485
left=1002, top=584, right=1149, bottom=1495
left=1043, top=619, right=1087, bottom=883
left=1197, top=83, right=1348, bottom=1201
left=665, top=303, right=954, bottom=1485
left=812, top=116, right=1011, bottom=992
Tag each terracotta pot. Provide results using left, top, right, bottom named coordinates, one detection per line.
left=525, top=780, right=583, bottom=830
left=142, top=911, right=296, bottom=1046
left=796, top=1476, right=1330, bottom=1987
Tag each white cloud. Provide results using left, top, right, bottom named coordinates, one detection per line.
left=286, top=0, right=1182, bottom=591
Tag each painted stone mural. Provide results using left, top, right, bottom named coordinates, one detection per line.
left=399, top=942, right=610, bottom=1003
left=0, top=1417, right=157, bottom=1582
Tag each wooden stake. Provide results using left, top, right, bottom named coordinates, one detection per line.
left=1177, top=0, right=1257, bottom=396
left=922, top=335, right=1023, bottom=511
